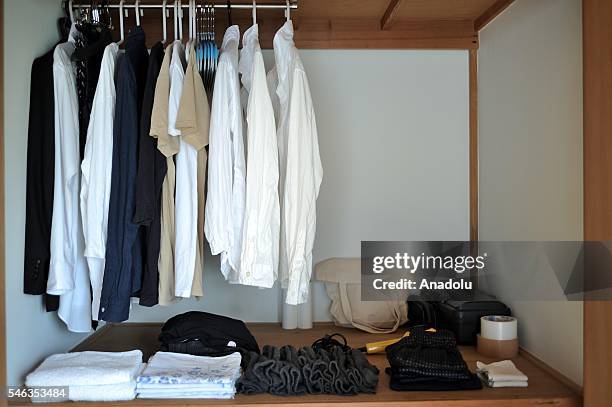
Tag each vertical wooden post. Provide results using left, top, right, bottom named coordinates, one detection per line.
left=0, top=0, right=6, bottom=403
left=469, top=49, right=478, bottom=244
left=583, top=0, right=612, bottom=406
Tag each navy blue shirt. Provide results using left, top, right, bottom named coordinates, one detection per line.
left=133, top=41, right=166, bottom=307
left=99, top=27, right=149, bottom=322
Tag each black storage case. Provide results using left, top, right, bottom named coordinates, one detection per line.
left=436, top=296, right=511, bottom=345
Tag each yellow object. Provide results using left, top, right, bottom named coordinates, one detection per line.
left=363, top=328, right=438, bottom=354
left=364, top=331, right=410, bottom=354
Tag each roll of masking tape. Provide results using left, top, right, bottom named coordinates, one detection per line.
left=480, top=315, right=517, bottom=341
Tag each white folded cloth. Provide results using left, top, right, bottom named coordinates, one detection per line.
left=137, top=352, right=242, bottom=386
left=67, top=363, right=146, bottom=402
left=26, top=350, right=143, bottom=387
left=137, top=383, right=235, bottom=391
left=137, top=390, right=235, bottom=399
left=68, top=381, right=138, bottom=401
left=476, top=360, right=528, bottom=387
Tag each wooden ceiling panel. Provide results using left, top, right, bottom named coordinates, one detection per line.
left=295, top=0, right=391, bottom=20
left=394, top=0, right=500, bottom=21
left=98, top=0, right=513, bottom=49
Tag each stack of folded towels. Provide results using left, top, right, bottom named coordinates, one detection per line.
left=476, top=360, right=528, bottom=387
left=136, top=351, right=242, bottom=399
left=26, top=350, right=143, bottom=402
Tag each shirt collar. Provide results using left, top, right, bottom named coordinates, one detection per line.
left=239, top=24, right=260, bottom=93
left=222, top=25, right=240, bottom=52
left=125, top=26, right=146, bottom=50
left=273, top=21, right=296, bottom=103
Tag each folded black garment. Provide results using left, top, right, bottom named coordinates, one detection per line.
left=236, top=344, right=379, bottom=396
left=385, top=327, right=481, bottom=391
left=386, top=327, right=471, bottom=380
left=158, top=311, right=260, bottom=358
left=389, top=372, right=483, bottom=392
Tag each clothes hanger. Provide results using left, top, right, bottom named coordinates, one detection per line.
left=187, top=0, right=192, bottom=42
left=286, top=0, right=290, bottom=22
left=173, top=0, right=178, bottom=41
left=68, top=0, right=76, bottom=26
left=71, top=4, right=113, bottom=62
left=227, top=0, right=232, bottom=27
left=178, top=0, right=183, bottom=41
left=117, top=0, right=125, bottom=45
left=162, top=0, right=168, bottom=44
left=58, top=0, right=73, bottom=40
left=252, top=0, right=257, bottom=26
left=211, top=1, right=218, bottom=88
left=135, top=0, right=141, bottom=27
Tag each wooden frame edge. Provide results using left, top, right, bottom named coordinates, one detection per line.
left=1, top=0, right=6, bottom=405
left=469, top=49, right=478, bottom=243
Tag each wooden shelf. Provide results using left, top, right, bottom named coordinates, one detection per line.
left=11, top=323, right=581, bottom=406
left=95, top=0, right=516, bottom=49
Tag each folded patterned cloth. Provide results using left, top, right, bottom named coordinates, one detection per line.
left=26, top=350, right=143, bottom=387
left=136, top=383, right=235, bottom=391
left=138, top=390, right=235, bottom=399
left=137, top=352, right=242, bottom=386
left=476, top=360, right=528, bottom=387
left=386, top=328, right=471, bottom=380
left=385, top=328, right=482, bottom=392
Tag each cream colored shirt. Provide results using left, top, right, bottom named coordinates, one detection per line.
left=175, top=46, right=210, bottom=298
left=149, top=43, right=178, bottom=306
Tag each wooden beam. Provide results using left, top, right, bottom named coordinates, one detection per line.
left=583, top=0, right=612, bottom=405
left=474, top=0, right=514, bottom=32
left=380, top=0, right=403, bottom=31
left=0, top=0, right=6, bottom=402
left=469, top=49, right=478, bottom=243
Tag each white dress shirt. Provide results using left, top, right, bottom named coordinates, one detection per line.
left=167, top=41, right=196, bottom=298
left=80, top=43, right=119, bottom=320
left=205, top=26, right=246, bottom=283
left=48, top=27, right=92, bottom=332
left=238, top=24, right=280, bottom=288
left=273, top=21, right=323, bottom=305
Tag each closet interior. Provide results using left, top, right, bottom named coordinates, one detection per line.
left=3, top=0, right=588, bottom=406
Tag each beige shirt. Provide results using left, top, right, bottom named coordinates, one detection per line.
left=150, top=43, right=178, bottom=306
left=151, top=44, right=180, bottom=157
left=157, top=158, right=177, bottom=305
left=176, top=47, right=210, bottom=297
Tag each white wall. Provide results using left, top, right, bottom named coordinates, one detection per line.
left=478, top=0, right=583, bottom=386
left=129, top=49, right=471, bottom=323
left=4, top=0, right=91, bottom=387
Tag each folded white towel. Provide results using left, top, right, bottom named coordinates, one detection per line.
left=138, top=352, right=241, bottom=386
left=476, top=371, right=528, bottom=388
left=476, top=360, right=528, bottom=383
left=26, top=350, right=143, bottom=387
left=69, top=381, right=137, bottom=402
left=487, top=380, right=528, bottom=388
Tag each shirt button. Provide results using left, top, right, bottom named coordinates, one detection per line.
left=101, top=307, right=106, bottom=313
left=246, top=272, right=251, bottom=277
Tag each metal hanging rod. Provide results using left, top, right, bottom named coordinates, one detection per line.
left=69, top=2, right=297, bottom=10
